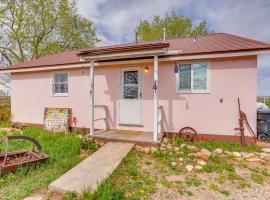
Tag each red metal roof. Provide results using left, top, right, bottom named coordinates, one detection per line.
left=2, top=33, right=270, bottom=71
left=167, top=33, right=270, bottom=54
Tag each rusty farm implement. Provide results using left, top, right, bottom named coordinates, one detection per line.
left=0, top=135, right=48, bottom=176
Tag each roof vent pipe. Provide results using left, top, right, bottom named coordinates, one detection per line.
left=135, top=31, right=138, bottom=43
left=163, top=27, right=166, bottom=42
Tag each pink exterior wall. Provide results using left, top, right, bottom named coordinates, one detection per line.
left=11, top=56, right=257, bottom=137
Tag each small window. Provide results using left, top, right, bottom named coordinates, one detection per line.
left=176, top=63, right=209, bottom=93
left=53, top=72, right=68, bottom=96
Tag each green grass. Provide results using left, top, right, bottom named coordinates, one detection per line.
left=170, top=135, right=261, bottom=152
left=93, top=151, right=156, bottom=200
left=238, top=181, right=251, bottom=189
left=186, top=177, right=201, bottom=187
left=209, top=184, right=230, bottom=196
left=62, top=151, right=157, bottom=200
left=202, top=156, right=235, bottom=173
left=227, top=172, right=244, bottom=182
left=0, top=127, right=87, bottom=200
left=62, top=179, right=126, bottom=200
left=195, top=140, right=260, bottom=152
left=219, top=189, right=230, bottom=197
left=0, top=120, right=12, bottom=128
left=84, top=179, right=126, bottom=200
left=251, top=173, right=264, bottom=184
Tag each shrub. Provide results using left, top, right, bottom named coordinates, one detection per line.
left=0, top=97, right=11, bottom=121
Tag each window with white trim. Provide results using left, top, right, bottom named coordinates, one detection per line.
left=52, top=72, right=68, bottom=96
left=176, top=62, right=209, bottom=93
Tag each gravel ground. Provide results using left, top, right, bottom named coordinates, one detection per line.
left=141, top=153, right=270, bottom=200
left=152, top=182, right=270, bottom=200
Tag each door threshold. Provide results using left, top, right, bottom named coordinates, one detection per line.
left=118, top=123, right=143, bottom=127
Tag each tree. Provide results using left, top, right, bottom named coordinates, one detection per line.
left=0, top=0, right=99, bottom=66
left=135, top=12, right=212, bottom=42
left=0, top=0, right=99, bottom=93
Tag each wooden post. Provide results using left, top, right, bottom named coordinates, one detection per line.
left=89, top=60, right=95, bottom=136
left=153, top=55, right=158, bottom=142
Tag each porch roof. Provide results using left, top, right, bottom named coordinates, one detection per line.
left=77, top=42, right=169, bottom=56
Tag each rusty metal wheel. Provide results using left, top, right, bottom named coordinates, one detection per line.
left=258, top=134, right=270, bottom=143
left=179, top=127, right=198, bottom=142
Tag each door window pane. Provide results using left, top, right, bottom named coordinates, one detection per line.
left=193, top=63, right=207, bottom=90
left=124, top=71, right=138, bottom=84
left=179, top=64, right=191, bottom=90
left=123, top=70, right=139, bottom=99
left=123, top=85, right=138, bottom=99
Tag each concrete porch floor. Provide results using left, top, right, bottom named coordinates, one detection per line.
left=91, top=129, right=163, bottom=146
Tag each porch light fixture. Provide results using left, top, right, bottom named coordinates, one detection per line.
left=144, top=66, right=149, bottom=73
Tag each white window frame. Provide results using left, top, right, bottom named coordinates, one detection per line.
left=52, top=72, right=69, bottom=97
left=176, top=62, right=210, bottom=94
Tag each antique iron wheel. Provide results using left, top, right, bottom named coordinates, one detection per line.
left=179, top=127, right=198, bottom=142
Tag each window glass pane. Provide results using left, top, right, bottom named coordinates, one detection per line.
left=179, top=64, right=191, bottom=90
left=124, top=71, right=138, bottom=84
left=54, top=73, right=68, bottom=83
left=123, top=85, right=138, bottom=99
left=54, top=83, right=68, bottom=94
left=193, top=63, right=207, bottom=90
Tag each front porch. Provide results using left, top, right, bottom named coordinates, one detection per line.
left=78, top=42, right=169, bottom=144
left=92, top=129, right=164, bottom=147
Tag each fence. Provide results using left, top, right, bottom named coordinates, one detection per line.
left=0, top=96, right=11, bottom=121
left=258, top=96, right=270, bottom=103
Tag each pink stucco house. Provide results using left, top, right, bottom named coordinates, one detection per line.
left=1, top=33, right=270, bottom=145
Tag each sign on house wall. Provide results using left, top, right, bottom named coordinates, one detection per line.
left=43, top=108, right=71, bottom=132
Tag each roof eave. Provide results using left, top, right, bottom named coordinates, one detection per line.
left=1, top=48, right=270, bottom=73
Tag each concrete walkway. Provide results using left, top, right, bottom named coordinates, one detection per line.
left=49, top=142, right=134, bottom=194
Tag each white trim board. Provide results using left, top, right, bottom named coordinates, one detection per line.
left=1, top=49, right=270, bottom=73
left=80, top=49, right=167, bottom=61
left=161, top=50, right=270, bottom=62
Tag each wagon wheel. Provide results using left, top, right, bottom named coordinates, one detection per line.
left=258, top=134, right=270, bottom=143
left=179, top=127, right=198, bottom=142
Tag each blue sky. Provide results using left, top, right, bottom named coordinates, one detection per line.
left=77, top=0, right=270, bottom=96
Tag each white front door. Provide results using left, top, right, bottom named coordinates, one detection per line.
left=119, top=67, right=143, bottom=125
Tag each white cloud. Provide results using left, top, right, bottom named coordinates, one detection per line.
left=96, top=33, right=115, bottom=47
left=78, top=0, right=190, bottom=44
left=191, top=0, right=270, bottom=42
left=258, top=54, right=270, bottom=96
left=78, top=0, right=270, bottom=95
left=78, top=0, right=270, bottom=44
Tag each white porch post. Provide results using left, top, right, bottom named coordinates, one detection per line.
left=89, top=60, right=95, bottom=136
left=153, top=55, right=158, bottom=142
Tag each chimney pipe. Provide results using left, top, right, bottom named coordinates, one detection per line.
left=163, top=27, right=166, bottom=42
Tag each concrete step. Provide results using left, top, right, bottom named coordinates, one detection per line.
left=49, top=142, right=134, bottom=194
